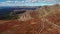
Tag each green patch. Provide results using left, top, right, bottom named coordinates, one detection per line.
left=0, top=12, right=19, bottom=20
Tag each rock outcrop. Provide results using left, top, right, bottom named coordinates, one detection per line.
left=0, top=4, right=60, bottom=34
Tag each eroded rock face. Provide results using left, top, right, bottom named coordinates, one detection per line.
left=40, top=4, right=60, bottom=34
left=0, top=4, right=60, bottom=34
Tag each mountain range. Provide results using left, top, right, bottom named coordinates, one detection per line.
left=0, top=6, right=41, bottom=14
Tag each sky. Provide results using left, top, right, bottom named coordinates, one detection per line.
left=0, top=0, right=60, bottom=6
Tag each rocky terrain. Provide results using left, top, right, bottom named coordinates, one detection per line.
left=0, top=4, right=60, bottom=34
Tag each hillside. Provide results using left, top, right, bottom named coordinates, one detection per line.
left=0, top=4, right=60, bottom=34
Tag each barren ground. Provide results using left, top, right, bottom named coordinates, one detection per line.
left=0, top=4, right=60, bottom=34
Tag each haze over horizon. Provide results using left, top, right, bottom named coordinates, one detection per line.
left=0, top=0, right=60, bottom=6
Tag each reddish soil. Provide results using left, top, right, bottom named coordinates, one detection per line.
left=45, top=12, right=60, bottom=26
left=40, top=21, right=60, bottom=34
left=0, top=19, right=43, bottom=34
left=0, top=4, right=60, bottom=34
left=0, top=12, right=60, bottom=34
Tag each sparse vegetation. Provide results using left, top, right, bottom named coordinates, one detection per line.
left=0, top=12, right=19, bottom=20
left=0, top=4, right=60, bottom=34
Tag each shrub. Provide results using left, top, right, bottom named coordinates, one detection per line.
left=0, top=12, right=19, bottom=20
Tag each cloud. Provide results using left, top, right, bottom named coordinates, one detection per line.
left=0, top=1, right=23, bottom=6
left=0, top=0, right=60, bottom=6
left=25, top=0, right=38, bottom=2
left=24, top=0, right=58, bottom=2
